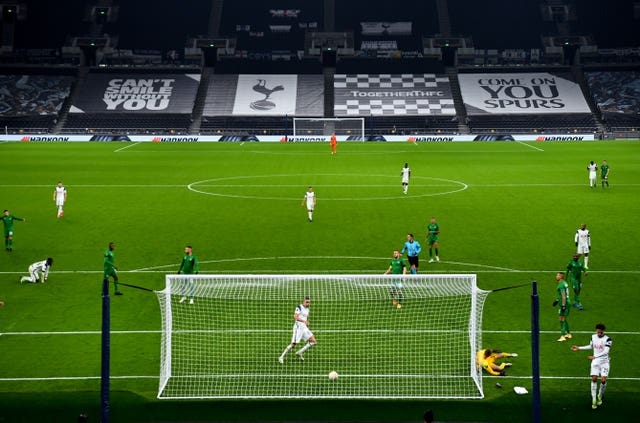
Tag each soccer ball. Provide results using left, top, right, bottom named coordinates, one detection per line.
left=328, top=371, right=338, bottom=381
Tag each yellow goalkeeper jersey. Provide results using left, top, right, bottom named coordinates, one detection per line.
left=476, top=349, right=504, bottom=376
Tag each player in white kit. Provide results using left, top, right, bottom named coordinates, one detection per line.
left=20, top=258, right=53, bottom=283
left=587, top=161, right=598, bottom=188
left=572, top=323, right=612, bottom=409
left=401, top=163, right=411, bottom=194
left=53, top=181, right=67, bottom=218
left=301, top=186, right=316, bottom=222
left=575, top=223, right=591, bottom=268
left=278, top=297, right=317, bottom=363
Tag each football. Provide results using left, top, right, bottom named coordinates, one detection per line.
left=328, top=371, right=338, bottom=381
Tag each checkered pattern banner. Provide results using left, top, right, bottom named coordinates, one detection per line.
left=334, top=74, right=455, bottom=116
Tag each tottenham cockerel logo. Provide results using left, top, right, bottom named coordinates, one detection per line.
left=250, top=79, right=284, bottom=111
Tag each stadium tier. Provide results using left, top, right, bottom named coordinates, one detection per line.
left=61, top=113, right=192, bottom=134
left=0, top=115, right=57, bottom=134
left=585, top=71, right=640, bottom=130
left=200, top=116, right=292, bottom=135
left=602, top=113, right=640, bottom=131
left=468, top=114, right=597, bottom=134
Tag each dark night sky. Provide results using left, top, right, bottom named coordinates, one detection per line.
left=8, top=0, right=640, bottom=50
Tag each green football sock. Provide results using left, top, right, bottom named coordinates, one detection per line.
left=560, top=321, right=565, bottom=335
left=564, top=320, right=570, bottom=334
left=114, top=280, right=120, bottom=292
left=574, top=293, right=581, bottom=304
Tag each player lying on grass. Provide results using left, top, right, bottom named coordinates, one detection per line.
left=20, top=258, right=53, bottom=283
left=476, top=349, right=518, bottom=376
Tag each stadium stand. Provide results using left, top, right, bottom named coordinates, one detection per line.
left=200, top=116, right=292, bottom=135
left=0, top=0, right=638, bottom=138
left=467, top=113, right=597, bottom=134
left=220, top=0, right=320, bottom=57
left=0, top=74, right=73, bottom=133
left=62, top=113, right=192, bottom=135
left=585, top=70, right=640, bottom=130
left=447, top=0, right=547, bottom=49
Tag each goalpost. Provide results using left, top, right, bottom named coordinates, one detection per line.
left=155, top=274, right=489, bottom=399
left=293, top=117, right=365, bottom=137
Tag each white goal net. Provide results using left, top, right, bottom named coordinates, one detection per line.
left=293, top=117, right=365, bottom=137
left=155, top=274, right=489, bottom=399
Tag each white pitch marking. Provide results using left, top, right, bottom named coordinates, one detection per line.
left=1, top=374, right=638, bottom=382
left=113, top=142, right=140, bottom=153
left=515, top=140, right=544, bottom=152
left=2, top=329, right=639, bottom=336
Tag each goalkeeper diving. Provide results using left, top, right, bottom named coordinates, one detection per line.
left=476, top=349, right=518, bottom=376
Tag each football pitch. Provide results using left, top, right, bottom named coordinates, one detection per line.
left=0, top=140, right=639, bottom=422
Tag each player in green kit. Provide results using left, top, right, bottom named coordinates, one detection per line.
left=426, top=216, right=440, bottom=263
left=2, top=210, right=25, bottom=251
left=178, top=245, right=199, bottom=304
left=104, top=242, right=122, bottom=295
left=553, top=272, right=572, bottom=342
left=566, top=253, right=588, bottom=310
left=600, top=160, right=610, bottom=188
left=384, top=250, right=407, bottom=309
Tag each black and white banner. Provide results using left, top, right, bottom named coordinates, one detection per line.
left=70, top=73, right=200, bottom=113
left=334, top=74, right=455, bottom=116
left=360, top=22, right=412, bottom=36
left=458, top=73, right=591, bottom=115
left=203, top=74, right=323, bottom=116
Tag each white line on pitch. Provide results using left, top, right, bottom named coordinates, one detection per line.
left=1, top=183, right=639, bottom=188
left=515, top=141, right=544, bottom=152
left=2, top=329, right=639, bottom=336
left=113, top=142, right=140, bottom=153
left=1, top=375, right=639, bottom=382
left=2, top=269, right=640, bottom=275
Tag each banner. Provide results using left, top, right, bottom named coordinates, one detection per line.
left=0, top=133, right=596, bottom=142
left=361, top=41, right=398, bottom=51
left=360, top=22, right=412, bottom=36
left=334, top=74, right=455, bottom=116
left=203, top=74, right=323, bottom=116
left=458, top=73, right=591, bottom=115
left=70, top=73, right=200, bottom=113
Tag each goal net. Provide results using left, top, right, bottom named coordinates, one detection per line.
left=293, top=117, right=365, bottom=137
left=155, top=274, right=489, bottom=399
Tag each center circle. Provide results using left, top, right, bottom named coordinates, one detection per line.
left=187, top=174, right=468, bottom=200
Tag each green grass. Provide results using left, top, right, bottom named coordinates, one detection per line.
left=0, top=140, right=639, bottom=422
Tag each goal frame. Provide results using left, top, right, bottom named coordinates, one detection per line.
left=156, top=274, right=487, bottom=400
left=292, top=117, right=365, bottom=137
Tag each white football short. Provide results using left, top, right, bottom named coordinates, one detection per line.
left=577, top=245, right=590, bottom=254
left=291, top=323, right=313, bottom=344
left=590, top=360, right=609, bottom=377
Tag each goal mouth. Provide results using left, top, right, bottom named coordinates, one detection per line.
left=293, top=118, right=365, bottom=137
left=156, top=274, right=488, bottom=399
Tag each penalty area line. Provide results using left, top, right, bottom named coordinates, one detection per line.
left=1, top=375, right=639, bottom=382
left=515, top=140, right=544, bottom=152
left=113, top=142, right=140, bottom=153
